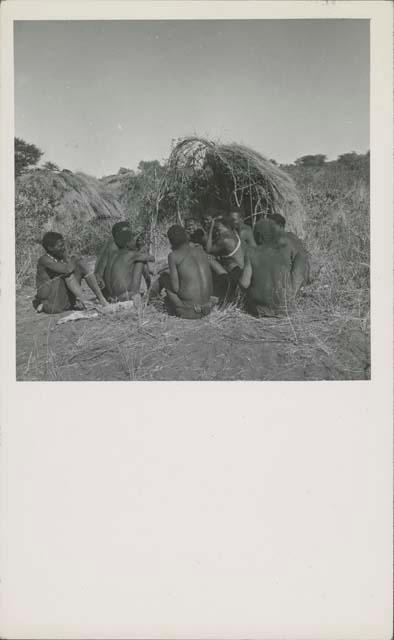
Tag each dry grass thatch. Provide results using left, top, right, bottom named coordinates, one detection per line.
left=160, top=137, right=305, bottom=234
left=16, top=168, right=124, bottom=232
left=15, top=169, right=125, bottom=287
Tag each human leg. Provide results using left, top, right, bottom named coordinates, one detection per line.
left=165, top=290, right=213, bottom=319
left=67, top=258, right=109, bottom=306
left=37, top=278, right=74, bottom=314
left=142, top=263, right=151, bottom=290
left=129, top=261, right=144, bottom=296
left=290, top=254, right=307, bottom=297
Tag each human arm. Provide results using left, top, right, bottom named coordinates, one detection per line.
left=206, top=219, right=226, bottom=256
left=131, top=251, right=155, bottom=263
left=243, top=226, right=257, bottom=248
left=39, top=254, right=75, bottom=276
left=94, top=240, right=111, bottom=279
left=238, top=251, right=253, bottom=290
left=206, top=218, right=216, bottom=254
left=168, top=252, right=179, bottom=293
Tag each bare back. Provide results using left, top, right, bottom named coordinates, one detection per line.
left=173, top=245, right=213, bottom=304
left=247, top=245, right=293, bottom=313
left=107, top=249, right=141, bottom=298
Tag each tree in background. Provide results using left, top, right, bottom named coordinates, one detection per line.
left=15, top=137, right=44, bottom=177
left=337, top=151, right=367, bottom=169
left=43, top=161, right=60, bottom=171
left=295, top=154, right=327, bottom=167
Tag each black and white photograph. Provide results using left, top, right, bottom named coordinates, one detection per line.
left=14, top=16, right=371, bottom=381
left=1, top=2, right=393, bottom=640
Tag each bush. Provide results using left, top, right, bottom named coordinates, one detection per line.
left=286, top=156, right=370, bottom=316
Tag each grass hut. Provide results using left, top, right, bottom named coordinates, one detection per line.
left=159, top=137, right=305, bottom=236
left=15, top=168, right=124, bottom=286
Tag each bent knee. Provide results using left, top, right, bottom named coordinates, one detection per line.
left=75, top=258, right=93, bottom=278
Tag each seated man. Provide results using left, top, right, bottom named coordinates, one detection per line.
left=228, top=209, right=257, bottom=248
left=33, top=232, right=109, bottom=314
left=95, top=221, right=151, bottom=297
left=103, top=228, right=154, bottom=302
left=158, top=225, right=214, bottom=320
left=95, top=221, right=130, bottom=292
left=266, top=213, right=311, bottom=293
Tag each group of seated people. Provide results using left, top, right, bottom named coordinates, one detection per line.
left=33, top=209, right=310, bottom=319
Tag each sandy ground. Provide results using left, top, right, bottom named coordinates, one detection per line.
left=16, top=285, right=370, bottom=381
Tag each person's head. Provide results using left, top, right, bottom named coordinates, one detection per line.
left=267, top=213, right=286, bottom=229
left=190, top=228, right=205, bottom=246
left=167, top=224, right=189, bottom=249
left=201, top=214, right=213, bottom=231
left=184, top=218, right=198, bottom=238
left=112, top=226, right=134, bottom=249
left=228, top=210, right=242, bottom=231
left=42, top=231, right=65, bottom=258
left=111, top=221, right=130, bottom=241
left=134, top=232, right=145, bottom=250
left=254, top=218, right=281, bottom=246
left=214, top=216, right=231, bottom=233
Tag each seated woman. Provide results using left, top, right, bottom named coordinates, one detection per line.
left=33, top=232, right=108, bottom=314
left=206, top=216, right=249, bottom=303
left=157, top=225, right=215, bottom=320
left=228, top=210, right=257, bottom=248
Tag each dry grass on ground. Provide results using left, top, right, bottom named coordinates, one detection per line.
left=16, top=284, right=370, bottom=382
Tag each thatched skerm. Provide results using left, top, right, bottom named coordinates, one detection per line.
left=16, top=168, right=124, bottom=236
left=161, top=137, right=305, bottom=235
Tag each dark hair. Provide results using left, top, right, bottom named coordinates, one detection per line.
left=254, top=219, right=285, bottom=247
left=113, top=227, right=133, bottom=249
left=112, top=221, right=130, bottom=240
left=167, top=224, right=188, bottom=248
left=215, top=216, right=231, bottom=229
left=267, top=213, right=286, bottom=228
left=42, top=231, right=63, bottom=251
left=190, top=228, right=205, bottom=245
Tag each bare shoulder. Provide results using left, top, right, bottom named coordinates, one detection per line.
left=191, top=244, right=205, bottom=256
left=38, top=253, right=53, bottom=267
left=242, top=224, right=254, bottom=235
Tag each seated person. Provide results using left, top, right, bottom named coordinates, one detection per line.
left=103, top=228, right=154, bottom=302
left=184, top=218, right=206, bottom=248
left=239, top=245, right=294, bottom=317
left=95, top=221, right=130, bottom=291
left=199, top=213, right=216, bottom=249
left=228, top=209, right=257, bottom=248
left=157, top=225, right=214, bottom=320
left=33, top=232, right=109, bottom=314
left=206, top=216, right=248, bottom=303
left=266, top=213, right=311, bottom=292
left=95, top=221, right=151, bottom=297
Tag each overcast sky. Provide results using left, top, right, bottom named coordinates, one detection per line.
left=14, top=19, right=369, bottom=177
